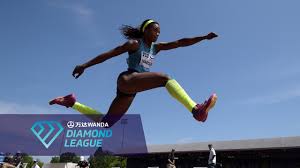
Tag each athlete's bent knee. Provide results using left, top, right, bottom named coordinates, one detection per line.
left=159, top=73, right=171, bottom=85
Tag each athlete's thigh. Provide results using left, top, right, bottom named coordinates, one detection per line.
left=118, top=72, right=170, bottom=93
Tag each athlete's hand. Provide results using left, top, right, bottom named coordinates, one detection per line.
left=72, top=65, right=85, bottom=79
left=205, top=32, right=218, bottom=40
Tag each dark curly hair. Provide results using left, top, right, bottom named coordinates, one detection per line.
left=120, top=19, right=159, bottom=39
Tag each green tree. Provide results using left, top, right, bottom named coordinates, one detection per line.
left=89, top=153, right=126, bottom=168
left=50, top=153, right=80, bottom=163
left=21, top=154, right=44, bottom=168
left=21, top=154, right=33, bottom=168
left=37, top=160, right=44, bottom=168
left=60, top=152, right=80, bottom=163
left=50, top=156, right=60, bottom=163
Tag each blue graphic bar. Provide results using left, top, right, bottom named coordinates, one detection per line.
left=0, top=114, right=147, bottom=156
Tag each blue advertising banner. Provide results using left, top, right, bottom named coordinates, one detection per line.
left=0, top=114, right=147, bottom=156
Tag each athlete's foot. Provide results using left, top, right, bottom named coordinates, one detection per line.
left=100, top=115, right=117, bottom=128
left=49, top=93, right=76, bottom=108
left=192, top=93, right=217, bottom=122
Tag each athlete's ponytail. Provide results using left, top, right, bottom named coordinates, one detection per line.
left=120, top=19, right=158, bottom=39
left=120, top=25, right=143, bottom=39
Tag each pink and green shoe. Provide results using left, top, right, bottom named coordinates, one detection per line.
left=49, top=93, right=76, bottom=108
left=192, top=93, right=217, bottom=122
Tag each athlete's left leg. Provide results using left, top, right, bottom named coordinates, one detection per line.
left=100, top=93, right=136, bottom=127
left=117, top=72, right=217, bottom=122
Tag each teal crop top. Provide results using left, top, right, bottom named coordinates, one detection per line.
left=127, top=39, right=157, bottom=72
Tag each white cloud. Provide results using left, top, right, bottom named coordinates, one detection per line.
left=241, top=87, right=300, bottom=105
left=47, top=1, right=93, bottom=17
left=176, top=137, right=194, bottom=144
left=46, top=1, right=102, bottom=43
left=252, top=57, right=300, bottom=82
left=0, top=100, right=69, bottom=114
left=68, top=4, right=93, bottom=17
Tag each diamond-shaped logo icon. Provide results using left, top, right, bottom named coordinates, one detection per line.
left=31, top=121, right=64, bottom=149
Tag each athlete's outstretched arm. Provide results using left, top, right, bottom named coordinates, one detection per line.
left=155, top=32, right=218, bottom=53
left=72, top=40, right=139, bottom=78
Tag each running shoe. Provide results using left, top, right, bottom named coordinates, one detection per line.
left=192, top=93, right=217, bottom=122
left=49, top=93, right=76, bottom=108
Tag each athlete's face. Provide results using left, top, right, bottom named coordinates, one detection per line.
left=145, top=23, right=160, bottom=42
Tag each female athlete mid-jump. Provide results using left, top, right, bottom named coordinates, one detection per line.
left=49, top=19, right=218, bottom=127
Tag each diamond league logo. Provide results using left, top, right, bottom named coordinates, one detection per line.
left=31, top=121, right=64, bottom=149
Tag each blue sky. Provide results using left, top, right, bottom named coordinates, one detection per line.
left=1, top=0, right=300, bottom=150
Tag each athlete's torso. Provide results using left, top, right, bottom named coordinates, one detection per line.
left=127, top=39, right=157, bottom=72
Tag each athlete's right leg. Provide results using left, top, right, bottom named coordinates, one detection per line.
left=48, top=92, right=135, bottom=127
left=49, top=94, right=103, bottom=122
